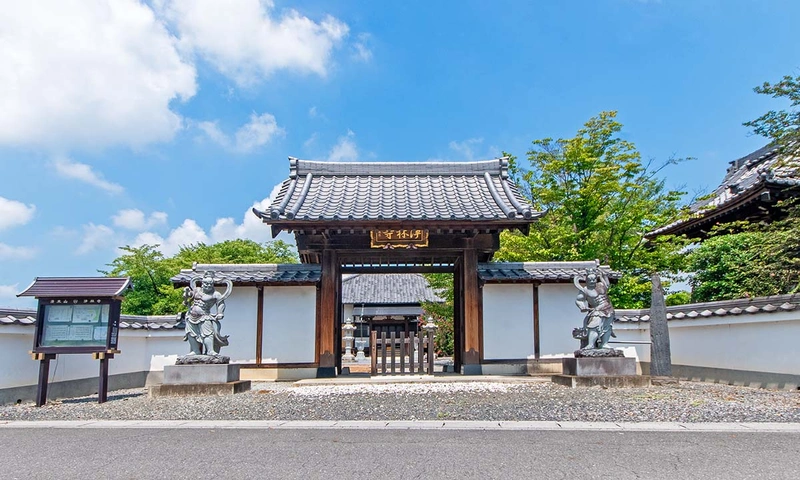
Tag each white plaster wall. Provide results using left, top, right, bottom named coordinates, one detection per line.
left=262, top=286, right=316, bottom=364
left=483, top=284, right=534, bottom=359
left=219, top=287, right=258, bottom=363
left=342, top=304, right=354, bottom=323
left=537, top=284, right=584, bottom=356
left=0, top=327, right=183, bottom=389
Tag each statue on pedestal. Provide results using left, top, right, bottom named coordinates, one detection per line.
left=178, top=271, right=232, bottom=364
left=572, top=268, right=621, bottom=357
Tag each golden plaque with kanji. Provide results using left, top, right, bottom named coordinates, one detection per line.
left=370, top=229, right=429, bottom=249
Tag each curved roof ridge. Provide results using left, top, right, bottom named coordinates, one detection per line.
left=289, top=157, right=509, bottom=178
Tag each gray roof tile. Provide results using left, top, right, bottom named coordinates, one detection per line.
left=256, top=158, right=541, bottom=223
left=649, top=144, right=800, bottom=236
left=479, top=261, right=620, bottom=283
left=615, top=293, right=800, bottom=323
left=17, top=277, right=131, bottom=298
left=172, top=263, right=321, bottom=286
left=0, top=308, right=181, bottom=330
left=341, top=273, right=443, bottom=304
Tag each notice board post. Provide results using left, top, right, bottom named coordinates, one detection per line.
left=17, top=277, right=131, bottom=406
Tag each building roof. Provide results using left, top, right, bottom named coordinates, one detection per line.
left=615, top=293, right=800, bottom=323
left=478, top=261, right=620, bottom=283
left=172, top=263, right=321, bottom=286
left=342, top=273, right=443, bottom=304
left=17, top=277, right=131, bottom=298
left=648, top=144, right=800, bottom=238
left=0, top=308, right=181, bottom=330
left=254, top=157, right=542, bottom=231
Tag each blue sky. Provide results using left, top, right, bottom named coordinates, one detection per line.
left=2, top=0, right=799, bottom=308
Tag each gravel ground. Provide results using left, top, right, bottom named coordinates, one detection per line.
left=2, top=380, right=799, bottom=423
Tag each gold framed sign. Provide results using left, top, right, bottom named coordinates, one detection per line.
left=370, top=229, right=429, bottom=249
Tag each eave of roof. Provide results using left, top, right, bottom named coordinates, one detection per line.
left=478, top=261, right=620, bottom=283
left=0, top=308, right=181, bottom=330
left=171, top=263, right=321, bottom=286
left=17, top=277, right=132, bottom=298
left=615, top=293, right=800, bottom=323
left=255, top=157, right=543, bottom=232
left=647, top=144, right=800, bottom=238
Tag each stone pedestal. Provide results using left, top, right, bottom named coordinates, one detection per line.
left=149, top=363, right=251, bottom=397
left=552, top=357, right=650, bottom=388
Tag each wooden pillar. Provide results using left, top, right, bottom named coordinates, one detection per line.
left=256, top=286, right=264, bottom=366
left=452, top=259, right=463, bottom=373
left=462, top=247, right=482, bottom=375
left=34, top=354, right=55, bottom=407
left=98, top=356, right=109, bottom=404
left=317, top=249, right=338, bottom=377
left=533, top=283, right=540, bottom=359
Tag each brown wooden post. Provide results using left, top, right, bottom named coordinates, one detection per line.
left=462, top=247, right=482, bottom=375
left=417, top=330, right=424, bottom=373
left=533, top=283, right=540, bottom=359
left=399, top=331, right=406, bottom=374
left=256, top=286, right=264, bottom=366
left=35, top=353, right=55, bottom=407
left=317, top=249, right=338, bottom=377
left=409, top=332, right=415, bottom=374
left=381, top=331, right=387, bottom=374
left=370, top=330, right=377, bottom=375
left=98, top=355, right=109, bottom=404
left=390, top=331, right=396, bottom=374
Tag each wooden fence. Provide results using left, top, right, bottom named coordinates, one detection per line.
left=370, top=330, right=435, bottom=375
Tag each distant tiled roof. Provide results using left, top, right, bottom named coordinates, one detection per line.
left=172, top=263, right=320, bottom=286
left=648, top=144, right=800, bottom=237
left=615, top=293, right=800, bottom=323
left=17, top=277, right=131, bottom=298
left=254, top=157, right=541, bottom=224
left=478, top=261, right=620, bottom=283
left=342, top=273, right=443, bottom=304
left=0, top=308, right=181, bottom=330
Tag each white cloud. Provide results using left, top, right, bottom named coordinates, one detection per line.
left=327, top=130, right=359, bottom=162
left=234, top=113, right=284, bottom=152
left=199, top=113, right=284, bottom=153
left=156, top=0, right=349, bottom=86
left=53, top=157, right=124, bottom=194
left=303, top=132, right=319, bottom=149
left=76, top=223, right=118, bottom=255
left=309, top=106, right=319, bottom=118
left=0, top=243, right=36, bottom=260
left=0, top=284, right=19, bottom=299
left=132, top=219, right=209, bottom=257
left=351, top=33, right=373, bottom=62
left=112, top=209, right=168, bottom=231
left=0, top=196, right=35, bottom=231
left=448, top=138, right=485, bottom=161
left=0, top=0, right=196, bottom=150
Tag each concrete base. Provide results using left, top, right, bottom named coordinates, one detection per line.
left=527, top=358, right=564, bottom=375
left=240, top=367, right=318, bottom=381
left=461, top=364, right=483, bottom=375
left=552, top=375, right=651, bottom=388
left=149, top=380, right=251, bottom=397
left=562, top=357, right=636, bottom=377
left=317, top=367, right=336, bottom=378
left=163, top=364, right=241, bottom=385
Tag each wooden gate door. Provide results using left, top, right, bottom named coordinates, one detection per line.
left=370, top=330, right=435, bottom=375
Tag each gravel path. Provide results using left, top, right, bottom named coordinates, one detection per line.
left=2, top=380, right=798, bottom=423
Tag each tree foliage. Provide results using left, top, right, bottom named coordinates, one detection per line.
left=103, top=239, right=298, bottom=315
left=495, top=111, right=689, bottom=308
left=743, top=74, right=800, bottom=155
left=420, top=273, right=454, bottom=356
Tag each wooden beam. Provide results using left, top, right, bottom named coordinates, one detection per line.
left=317, top=249, right=337, bottom=377
left=256, top=286, right=264, bottom=366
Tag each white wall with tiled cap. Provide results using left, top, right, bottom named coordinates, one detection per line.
left=537, top=283, right=585, bottom=356
left=217, top=287, right=258, bottom=363
left=261, top=285, right=316, bottom=363
left=482, top=284, right=534, bottom=359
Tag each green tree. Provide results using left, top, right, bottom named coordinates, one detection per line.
left=743, top=74, right=800, bottom=155
left=104, top=239, right=298, bottom=315
left=496, top=111, right=689, bottom=308
left=420, top=273, right=454, bottom=356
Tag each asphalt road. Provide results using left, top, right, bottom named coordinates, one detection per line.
left=1, top=427, right=798, bottom=479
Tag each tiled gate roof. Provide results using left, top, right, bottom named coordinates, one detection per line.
left=255, top=157, right=541, bottom=224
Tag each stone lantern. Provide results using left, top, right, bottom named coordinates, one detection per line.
left=342, top=317, right=357, bottom=362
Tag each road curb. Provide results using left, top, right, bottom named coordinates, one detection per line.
left=1, top=420, right=799, bottom=432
